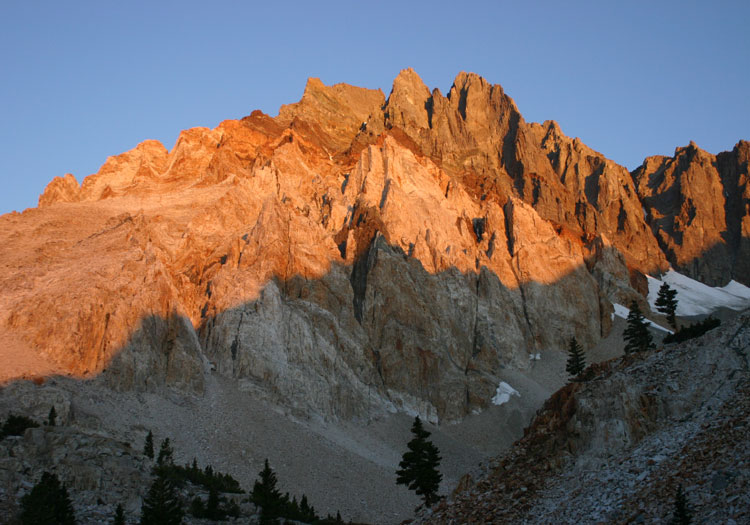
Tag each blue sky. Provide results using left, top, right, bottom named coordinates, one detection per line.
left=1, top=1, right=748, bottom=214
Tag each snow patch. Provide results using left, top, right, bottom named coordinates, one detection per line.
left=491, top=381, right=520, bottom=406
left=720, top=280, right=750, bottom=300
left=612, top=303, right=673, bottom=334
left=647, top=270, right=750, bottom=317
left=612, top=303, right=629, bottom=321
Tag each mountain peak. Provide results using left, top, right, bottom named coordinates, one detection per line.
left=277, top=76, right=384, bottom=151
left=451, top=70, right=487, bottom=90
left=38, top=173, right=80, bottom=208
left=386, top=68, right=432, bottom=131
left=303, top=76, right=326, bottom=93
left=391, top=67, right=429, bottom=94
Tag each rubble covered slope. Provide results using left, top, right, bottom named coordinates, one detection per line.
left=422, top=310, right=750, bottom=524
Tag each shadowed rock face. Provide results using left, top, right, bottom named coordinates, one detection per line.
left=2, top=69, right=745, bottom=421
left=633, top=140, right=750, bottom=286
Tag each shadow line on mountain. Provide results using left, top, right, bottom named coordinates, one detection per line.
left=2, top=233, right=633, bottom=423
left=4, top=211, right=747, bottom=419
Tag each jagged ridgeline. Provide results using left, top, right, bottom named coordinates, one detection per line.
left=1, top=69, right=748, bottom=422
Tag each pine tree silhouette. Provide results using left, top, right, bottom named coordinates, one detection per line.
left=251, top=459, right=285, bottom=523
left=655, top=282, right=679, bottom=329
left=143, top=431, right=154, bottom=459
left=565, top=337, right=586, bottom=379
left=139, top=474, right=183, bottom=525
left=206, top=487, right=221, bottom=520
left=20, top=471, right=76, bottom=525
left=299, top=494, right=316, bottom=523
left=47, top=406, right=57, bottom=427
left=113, top=503, right=126, bottom=525
left=156, top=437, right=174, bottom=466
left=670, top=484, right=692, bottom=524
left=396, top=416, right=442, bottom=507
left=623, top=300, right=655, bottom=354
left=1, top=414, right=38, bottom=438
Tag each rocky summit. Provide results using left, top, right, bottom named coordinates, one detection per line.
left=0, top=69, right=748, bottom=523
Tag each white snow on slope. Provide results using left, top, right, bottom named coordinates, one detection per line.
left=647, top=270, right=750, bottom=317
left=612, top=303, right=673, bottom=333
left=491, top=381, right=520, bottom=406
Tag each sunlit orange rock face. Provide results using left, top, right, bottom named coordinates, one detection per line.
left=1, top=69, right=745, bottom=421
left=633, top=140, right=750, bottom=286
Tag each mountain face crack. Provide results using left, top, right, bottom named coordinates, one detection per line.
left=472, top=218, right=486, bottom=243
left=379, top=179, right=391, bottom=210
left=350, top=234, right=378, bottom=324
left=230, top=311, right=245, bottom=363
left=503, top=201, right=534, bottom=343
left=469, top=274, right=482, bottom=365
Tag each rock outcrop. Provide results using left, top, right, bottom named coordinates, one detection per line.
left=1, top=69, right=746, bottom=423
left=633, top=140, right=750, bottom=286
left=37, top=173, right=81, bottom=207
left=0, top=426, right=152, bottom=521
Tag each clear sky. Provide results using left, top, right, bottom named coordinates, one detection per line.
left=1, top=1, right=748, bottom=214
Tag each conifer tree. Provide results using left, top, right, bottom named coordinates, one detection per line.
left=157, top=437, right=174, bottom=466
left=143, top=431, right=154, bottom=459
left=670, top=484, right=692, bottom=524
left=20, top=471, right=76, bottom=525
left=565, top=337, right=586, bottom=379
left=206, top=486, right=221, bottom=520
left=47, top=406, right=57, bottom=427
left=299, top=494, right=316, bottom=523
left=655, top=282, right=679, bottom=329
left=139, top=474, right=183, bottom=525
left=1, top=414, right=38, bottom=439
left=396, top=416, right=442, bottom=507
left=251, top=459, right=285, bottom=523
left=113, top=503, right=126, bottom=525
left=623, top=300, right=655, bottom=354
left=190, top=497, right=205, bottom=518
left=288, top=495, right=300, bottom=520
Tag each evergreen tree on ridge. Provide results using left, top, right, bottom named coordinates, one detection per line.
left=139, top=474, right=183, bottom=525
left=565, top=337, right=586, bottom=380
left=655, top=281, right=679, bottom=329
left=623, top=300, right=655, bottom=354
left=143, top=430, right=154, bottom=459
left=396, top=416, right=442, bottom=507
left=20, top=471, right=76, bottom=525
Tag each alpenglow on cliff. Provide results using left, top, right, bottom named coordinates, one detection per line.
left=2, top=68, right=748, bottom=422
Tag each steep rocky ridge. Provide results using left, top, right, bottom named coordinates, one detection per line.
left=1, top=69, right=745, bottom=426
left=374, top=69, right=668, bottom=275
left=633, top=140, right=750, bottom=286
left=277, top=77, right=385, bottom=154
